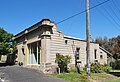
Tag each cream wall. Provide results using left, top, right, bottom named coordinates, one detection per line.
left=15, top=19, right=108, bottom=69
left=99, top=49, right=107, bottom=64
left=17, top=43, right=24, bottom=63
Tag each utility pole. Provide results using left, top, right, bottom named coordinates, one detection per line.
left=86, top=0, right=90, bottom=78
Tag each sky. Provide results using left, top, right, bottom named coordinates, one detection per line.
left=0, top=0, right=120, bottom=40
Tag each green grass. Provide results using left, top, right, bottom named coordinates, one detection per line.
left=50, top=73, right=89, bottom=82
left=105, top=78, right=120, bottom=82
left=110, top=70, right=120, bottom=72
left=91, top=73, right=113, bottom=80
left=50, top=72, right=120, bottom=82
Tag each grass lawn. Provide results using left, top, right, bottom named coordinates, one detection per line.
left=50, top=73, right=89, bottom=82
left=105, top=78, right=120, bottom=82
left=50, top=73, right=119, bottom=82
left=109, top=70, right=120, bottom=77
left=91, top=73, right=113, bottom=81
left=110, top=70, right=120, bottom=72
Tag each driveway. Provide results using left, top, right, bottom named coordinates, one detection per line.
left=0, top=66, right=65, bottom=82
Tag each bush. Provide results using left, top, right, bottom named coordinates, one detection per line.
left=91, top=63, right=104, bottom=73
left=69, top=67, right=78, bottom=73
left=90, top=63, right=112, bottom=73
left=111, top=60, right=120, bottom=70
left=104, top=65, right=112, bottom=73
left=55, top=53, right=71, bottom=73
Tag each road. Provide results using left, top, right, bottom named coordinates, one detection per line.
left=0, top=66, right=65, bottom=82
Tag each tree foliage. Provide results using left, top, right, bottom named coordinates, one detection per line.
left=111, top=60, right=120, bottom=70
left=0, top=27, right=16, bottom=55
left=112, top=36, right=120, bottom=59
left=95, top=37, right=113, bottom=53
left=95, top=36, right=120, bottom=69
left=55, top=53, right=71, bottom=73
left=95, top=36, right=120, bottom=60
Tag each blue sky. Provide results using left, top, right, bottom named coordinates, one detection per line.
left=0, top=0, right=120, bottom=40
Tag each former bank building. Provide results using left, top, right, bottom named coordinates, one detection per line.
left=14, top=19, right=113, bottom=72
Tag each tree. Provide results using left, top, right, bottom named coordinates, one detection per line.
left=95, top=36, right=120, bottom=60
left=95, top=37, right=113, bottom=53
left=55, top=53, right=71, bottom=73
left=112, top=35, right=120, bottom=60
left=95, top=35, right=120, bottom=69
left=0, top=27, right=16, bottom=64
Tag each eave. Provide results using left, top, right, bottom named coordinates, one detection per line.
left=13, top=19, right=53, bottom=40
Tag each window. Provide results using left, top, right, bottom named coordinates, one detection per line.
left=100, top=55, right=103, bottom=59
left=94, top=49, right=97, bottom=59
left=65, top=40, right=68, bottom=45
left=22, top=48, right=25, bottom=55
left=76, top=48, right=80, bottom=60
left=73, top=41, right=74, bottom=44
left=100, top=51, right=103, bottom=53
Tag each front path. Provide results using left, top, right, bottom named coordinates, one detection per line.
left=0, top=66, right=65, bottom=82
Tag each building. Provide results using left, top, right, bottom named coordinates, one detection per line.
left=14, top=19, right=112, bottom=72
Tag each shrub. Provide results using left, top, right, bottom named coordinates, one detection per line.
left=90, top=63, right=112, bottom=73
left=91, top=63, right=104, bottom=73
left=103, top=65, right=112, bottom=73
left=69, top=67, right=78, bottom=73
left=55, top=53, right=71, bottom=73
left=111, top=60, right=120, bottom=70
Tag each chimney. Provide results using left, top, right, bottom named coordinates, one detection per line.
left=90, top=35, right=93, bottom=42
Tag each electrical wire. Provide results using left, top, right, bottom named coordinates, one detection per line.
left=57, top=0, right=110, bottom=24
left=95, top=0, right=120, bottom=31
left=111, top=0, right=120, bottom=17
left=106, top=0, right=120, bottom=24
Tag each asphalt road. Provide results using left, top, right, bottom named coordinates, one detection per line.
left=0, top=66, right=65, bottom=82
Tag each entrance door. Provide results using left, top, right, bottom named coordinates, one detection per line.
left=28, top=41, right=41, bottom=65
left=38, top=42, right=40, bottom=64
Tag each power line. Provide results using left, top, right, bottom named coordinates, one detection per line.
left=99, top=0, right=120, bottom=31
left=107, top=0, right=120, bottom=24
left=111, top=0, right=120, bottom=18
left=57, top=0, right=110, bottom=24
left=95, top=0, right=120, bottom=31
left=80, top=0, right=84, bottom=10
